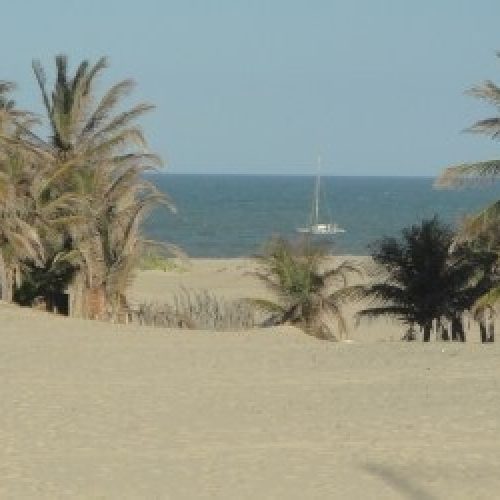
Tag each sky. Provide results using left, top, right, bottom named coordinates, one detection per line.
left=2, top=0, right=500, bottom=176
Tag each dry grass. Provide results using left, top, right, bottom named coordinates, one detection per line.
left=131, top=288, right=257, bottom=331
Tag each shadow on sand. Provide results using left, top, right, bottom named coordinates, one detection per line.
left=363, top=463, right=437, bottom=500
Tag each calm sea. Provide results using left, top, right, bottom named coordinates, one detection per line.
left=144, top=174, right=500, bottom=257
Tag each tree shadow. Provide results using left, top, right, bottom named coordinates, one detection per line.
left=363, top=463, right=437, bottom=500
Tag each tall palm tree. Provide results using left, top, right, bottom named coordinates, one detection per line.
left=435, top=51, right=500, bottom=189
left=250, top=237, right=362, bottom=340
left=0, top=82, right=44, bottom=301
left=435, top=51, right=500, bottom=312
left=358, top=217, right=496, bottom=341
left=81, top=160, right=171, bottom=318
left=21, top=55, right=172, bottom=317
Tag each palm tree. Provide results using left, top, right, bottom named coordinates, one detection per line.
left=82, top=161, right=171, bottom=318
left=358, top=217, right=496, bottom=341
left=435, top=52, right=500, bottom=189
left=21, top=55, right=173, bottom=318
left=435, top=52, right=500, bottom=314
left=0, top=82, right=44, bottom=301
left=250, top=237, right=362, bottom=340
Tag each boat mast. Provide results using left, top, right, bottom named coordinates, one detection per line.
left=314, top=154, right=321, bottom=224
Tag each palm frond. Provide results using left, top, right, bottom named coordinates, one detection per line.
left=325, top=284, right=366, bottom=304
left=466, top=80, right=500, bottom=107
left=0, top=81, right=16, bottom=95
left=243, top=298, right=285, bottom=315
left=473, top=286, right=500, bottom=311
left=86, top=127, right=147, bottom=157
left=457, top=200, right=500, bottom=243
left=322, top=260, right=363, bottom=287
left=94, top=103, right=154, bottom=139
left=82, top=57, right=108, bottom=96
left=80, top=79, right=135, bottom=138
left=356, top=305, right=410, bottom=321
left=360, top=282, right=406, bottom=303
left=467, top=118, right=500, bottom=138
left=323, top=300, right=348, bottom=337
left=434, top=160, right=500, bottom=188
left=31, top=60, right=52, bottom=117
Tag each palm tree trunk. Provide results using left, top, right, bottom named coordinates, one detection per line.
left=2, top=269, right=13, bottom=303
left=423, top=323, right=432, bottom=342
left=451, top=315, right=466, bottom=342
left=0, top=252, right=9, bottom=302
left=479, top=313, right=488, bottom=343
left=440, top=318, right=450, bottom=341
left=84, top=285, right=107, bottom=320
left=488, top=318, right=495, bottom=343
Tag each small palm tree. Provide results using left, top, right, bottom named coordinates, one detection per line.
left=358, top=217, right=496, bottom=341
left=250, top=237, right=362, bottom=340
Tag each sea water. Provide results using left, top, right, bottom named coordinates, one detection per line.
left=145, top=174, right=500, bottom=257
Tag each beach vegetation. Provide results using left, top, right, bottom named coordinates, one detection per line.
left=436, top=52, right=500, bottom=190
left=0, top=56, right=173, bottom=319
left=435, top=51, right=500, bottom=317
left=0, top=81, right=45, bottom=302
left=250, top=237, right=362, bottom=340
left=139, top=248, right=185, bottom=272
left=133, top=289, right=256, bottom=330
left=358, top=217, right=497, bottom=341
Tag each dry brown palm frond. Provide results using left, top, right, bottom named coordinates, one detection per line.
left=12, top=54, right=172, bottom=318
left=466, top=118, right=500, bottom=138
left=472, top=286, right=500, bottom=312
left=82, top=57, right=108, bottom=95
left=6, top=224, right=44, bottom=265
left=0, top=81, right=16, bottom=94
left=466, top=80, right=500, bottom=107
left=109, top=152, right=163, bottom=170
left=434, top=160, right=500, bottom=188
left=0, top=131, right=54, bottom=158
left=322, top=299, right=348, bottom=338
left=86, top=127, right=148, bottom=158
left=79, top=79, right=136, bottom=139
left=31, top=158, right=83, bottom=197
left=321, top=259, right=364, bottom=288
left=436, top=54, right=500, bottom=190
left=96, top=103, right=155, bottom=137
left=32, top=59, right=58, bottom=134
left=102, top=164, right=162, bottom=203
left=451, top=201, right=500, bottom=255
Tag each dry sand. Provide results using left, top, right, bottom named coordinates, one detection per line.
left=1, top=258, right=500, bottom=498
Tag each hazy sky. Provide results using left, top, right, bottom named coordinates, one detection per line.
left=3, top=0, right=500, bottom=175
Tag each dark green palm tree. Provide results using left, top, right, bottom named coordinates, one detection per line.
left=250, top=237, right=362, bottom=340
left=358, top=217, right=496, bottom=342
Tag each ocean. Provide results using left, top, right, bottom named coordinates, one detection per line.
left=145, top=174, right=500, bottom=257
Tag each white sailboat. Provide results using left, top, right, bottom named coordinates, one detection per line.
left=296, top=155, right=345, bottom=235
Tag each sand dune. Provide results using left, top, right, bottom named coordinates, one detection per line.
left=1, top=260, right=499, bottom=498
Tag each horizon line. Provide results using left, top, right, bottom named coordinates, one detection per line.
left=150, top=171, right=441, bottom=178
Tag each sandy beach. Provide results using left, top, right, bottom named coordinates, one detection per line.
left=1, top=258, right=500, bottom=499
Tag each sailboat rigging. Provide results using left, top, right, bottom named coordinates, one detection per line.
left=296, top=155, right=345, bottom=235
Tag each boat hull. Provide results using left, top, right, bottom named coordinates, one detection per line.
left=296, top=223, right=346, bottom=235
